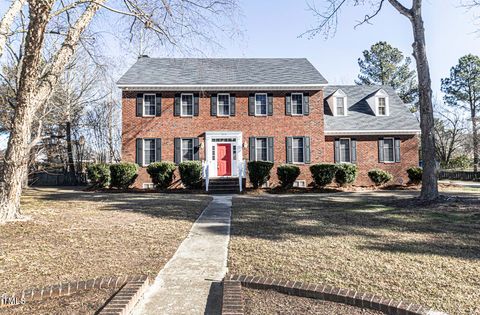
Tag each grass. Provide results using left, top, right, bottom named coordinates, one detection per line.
left=228, top=190, right=480, bottom=315
left=0, top=187, right=211, bottom=313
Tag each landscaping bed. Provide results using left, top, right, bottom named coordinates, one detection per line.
left=0, top=187, right=211, bottom=312
left=229, top=190, right=480, bottom=315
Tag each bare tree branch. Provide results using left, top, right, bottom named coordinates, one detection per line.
left=0, top=0, right=26, bottom=59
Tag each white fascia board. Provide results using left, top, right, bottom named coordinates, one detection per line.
left=117, top=83, right=327, bottom=91
left=324, top=129, right=421, bottom=136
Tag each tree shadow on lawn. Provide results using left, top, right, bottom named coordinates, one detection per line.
left=27, top=188, right=212, bottom=222
left=228, top=192, right=480, bottom=260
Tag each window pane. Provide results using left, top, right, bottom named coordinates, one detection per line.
left=182, top=139, right=193, bottom=161
left=378, top=98, right=386, bottom=115
left=218, top=94, right=230, bottom=116
left=255, top=94, right=267, bottom=115
left=291, top=94, right=303, bottom=115
left=292, top=137, right=304, bottom=163
left=384, top=139, right=394, bottom=162
left=336, top=97, right=345, bottom=116
left=143, top=139, right=155, bottom=165
left=256, top=138, right=267, bottom=161
left=144, top=95, right=156, bottom=115
left=181, top=94, right=193, bottom=116
left=339, top=139, right=350, bottom=162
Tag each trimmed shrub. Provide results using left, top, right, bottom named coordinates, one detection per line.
left=248, top=161, right=274, bottom=189
left=146, top=161, right=176, bottom=189
left=179, top=161, right=203, bottom=189
left=86, top=163, right=111, bottom=188
left=276, top=165, right=300, bottom=189
left=407, top=166, right=422, bottom=184
left=368, top=169, right=393, bottom=186
left=109, top=162, right=138, bottom=189
left=335, top=163, right=358, bottom=186
left=310, top=164, right=337, bottom=187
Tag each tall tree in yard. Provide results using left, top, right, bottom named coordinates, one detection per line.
left=304, top=0, right=438, bottom=200
left=441, top=54, right=480, bottom=172
left=356, top=41, right=418, bottom=105
left=0, top=0, right=238, bottom=223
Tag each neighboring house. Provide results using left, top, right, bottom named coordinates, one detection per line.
left=117, top=57, right=420, bottom=188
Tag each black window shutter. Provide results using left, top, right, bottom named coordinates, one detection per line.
left=155, top=138, right=162, bottom=162
left=267, top=93, right=273, bottom=116
left=285, top=94, right=291, bottom=116
left=395, top=138, right=401, bottom=162
left=193, top=138, right=200, bottom=160
left=334, top=139, right=340, bottom=163
left=378, top=138, right=385, bottom=162
left=249, top=137, right=256, bottom=161
left=155, top=93, right=162, bottom=116
left=211, top=94, right=217, bottom=116
left=174, top=94, right=180, bottom=116
left=174, top=138, right=181, bottom=164
left=303, top=93, right=310, bottom=115
left=248, top=94, right=255, bottom=116
left=230, top=94, right=236, bottom=116
left=286, top=137, right=292, bottom=163
left=136, top=138, right=143, bottom=165
left=268, top=137, right=274, bottom=162
left=304, top=136, right=311, bottom=164
left=194, top=93, right=200, bottom=116
left=351, top=138, right=357, bottom=163
left=136, top=93, right=143, bottom=117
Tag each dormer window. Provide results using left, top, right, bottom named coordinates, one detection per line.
left=335, top=97, right=346, bottom=116
left=327, top=89, right=348, bottom=116
left=367, top=89, right=390, bottom=116
left=378, top=97, right=387, bottom=116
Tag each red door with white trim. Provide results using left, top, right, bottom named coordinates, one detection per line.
left=217, top=144, right=232, bottom=176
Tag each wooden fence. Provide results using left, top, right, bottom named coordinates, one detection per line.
left=438, top=170, right=480, bottom=181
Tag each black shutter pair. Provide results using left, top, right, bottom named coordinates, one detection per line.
left=248, top=93, right=273, bottom=116
left=174, top=138, right=200, bottom=164
left=249, top=137, right=274, bottom=162
left=210, top=94, right=235, bottom=116
left=174, top=93, right=199, bottom=116
left=334, top=139, right=357, bottom=163
left=136, top=93, right=162, bottom=117
left=378, top=138, right=401, bottom=162
left=286, top=137, right=310, bottom=164
left=136, top=138, right=162, bottom=166
left=285, top=93, right=309, bottom=116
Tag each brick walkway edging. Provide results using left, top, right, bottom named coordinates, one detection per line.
left=0, top=275, right=146, bottom=308
left=224, top=274, right=447, bottom=315
left=97, top=276, right=150, bottom=315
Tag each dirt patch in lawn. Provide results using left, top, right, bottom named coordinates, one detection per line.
left=243, top=288, right=382, bottom=315
left=0, top=187, right=211, bottom=311
left=229, top=190, right=480, bottom=315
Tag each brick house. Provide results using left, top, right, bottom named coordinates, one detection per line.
left=117, top=57, right=420, bottom=189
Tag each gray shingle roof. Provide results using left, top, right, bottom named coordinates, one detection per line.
left=324, top=85, right=420, bottom=134
left=117, top=58, right=328, bottom=87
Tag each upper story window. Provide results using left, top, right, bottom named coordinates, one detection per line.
left=292, top=137, right=304, bottom=163
left=378, top=97, right=387, bottom=116
left=217, top=94, right=230, bottom=116
left=336, top=97, right=346, bottom=116
left=182, top=139, right=194, bottom=161
left=181, top=93, right=193, bottom=116
left=291, top=93, right=303, bottom=115
left=339, top=138, right=351, bottom=163
left=143, top=94, right=156, bottom=116
left=255, top=93, right=267, bottom=116
left=255, top=138, right=268, bottom=161
left=383, top=137, right=395, bottom=162
left=143, top=139, right=156, bottom=165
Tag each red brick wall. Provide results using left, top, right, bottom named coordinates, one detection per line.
left=324, top=135, right=419, bottom=186
left=122, top=90, right=325, bottom=188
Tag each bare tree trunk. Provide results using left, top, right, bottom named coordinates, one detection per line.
left=65, top=121, right=76, bottom=184
left=473, top=116, right=479, bottom=172
left=0, top=0, right=26, bottom=59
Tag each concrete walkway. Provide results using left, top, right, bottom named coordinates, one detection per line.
left=133, top=195, right=232, bottom=315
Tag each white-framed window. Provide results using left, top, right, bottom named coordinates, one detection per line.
left=291, top=93, right=304, bottom=115
left=335, top=97, right=347, bottom=116
left=143, top=183, right=154, bottom=189
left=143, top=94, right=156, bottom=116
left=212, top=145, right=216, bottom=161
left=217, top=93, right=230, bottom=116
left=292, top=137, right=304, bottom=163
left=293, top=180, right=306, bottom=188
left=143, top=139, right=156, bottom=165
left=181, top=139, right=194, bottom=162
left=383, top=137, right=395, bottom=163
left=255, top=138, right=268, bottom=161
left=375, top=96, right=389, bottom=116
left=255, top=93, right=267, bottom=116
left=181, top=93, right=193, bottom=116
left=339, top=138, right=351, bottom=163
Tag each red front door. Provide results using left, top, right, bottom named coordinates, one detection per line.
left=217, top=144, right=232, bottom=176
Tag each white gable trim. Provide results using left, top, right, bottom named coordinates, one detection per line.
left=325, top=129, right=420, bottom=136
